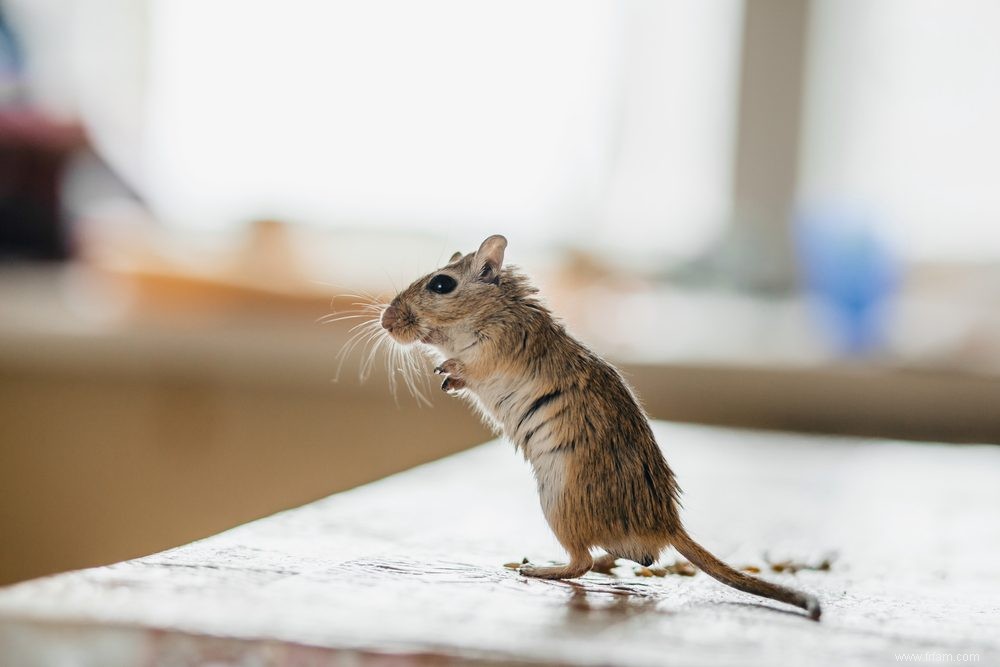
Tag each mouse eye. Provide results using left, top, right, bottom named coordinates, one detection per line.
left=427, top=274, right=457, bottom=294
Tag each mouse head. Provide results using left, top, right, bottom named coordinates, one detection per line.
left=381, top=235, right=510, bottom=353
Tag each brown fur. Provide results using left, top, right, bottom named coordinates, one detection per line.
left=380, top=235, right=821, bottom=620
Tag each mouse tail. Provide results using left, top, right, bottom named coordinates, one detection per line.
left=671, top=529, right=822, bottom=621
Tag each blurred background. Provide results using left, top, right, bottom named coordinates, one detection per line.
left=1, top=0, right=998, bottom=586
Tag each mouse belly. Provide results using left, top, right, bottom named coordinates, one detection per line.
left=529, top=453, right=568, bottom=531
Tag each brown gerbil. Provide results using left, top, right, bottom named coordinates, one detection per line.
left=377, top=234, right=822, bottom=620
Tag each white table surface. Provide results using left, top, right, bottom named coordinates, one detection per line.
left=1, top=422, right=998, bottom=666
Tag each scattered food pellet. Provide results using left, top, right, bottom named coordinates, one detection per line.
left=662, top=561, right=697, bottom=577
left=765, top=556, right=835, bottom=574
left=631, top=561, right=697, bottom=577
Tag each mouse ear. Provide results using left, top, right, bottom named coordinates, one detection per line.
left=449, top=251, right=463, bottom=263
left=474, top=235, right=507, bottom=283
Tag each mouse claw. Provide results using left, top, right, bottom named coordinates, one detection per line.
left=441, top=376, right=466, bottom=393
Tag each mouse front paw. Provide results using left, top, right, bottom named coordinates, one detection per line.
left=435, top=359, right=467, bottom=394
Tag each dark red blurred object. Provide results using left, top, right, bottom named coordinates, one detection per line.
left=0, top=108, right=87, bottom=261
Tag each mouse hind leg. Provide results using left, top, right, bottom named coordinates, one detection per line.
left=519, top=546, right=593, bottom=580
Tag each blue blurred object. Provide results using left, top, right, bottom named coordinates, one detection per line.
left=794, top=204, right=900, bottom=356
left=0, top=6, right=25, bottom=102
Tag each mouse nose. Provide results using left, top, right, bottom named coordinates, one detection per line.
left=381, top=304, right=400, bottom=330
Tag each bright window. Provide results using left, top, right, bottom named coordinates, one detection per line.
left=800, top=0, right=1000, bottom=260
left=142, top=0, right=743, bottom=260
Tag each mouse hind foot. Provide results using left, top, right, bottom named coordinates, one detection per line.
left=519, top=550, right=593, bottom=580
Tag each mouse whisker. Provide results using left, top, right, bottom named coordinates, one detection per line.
left=359, top=328, right=390, bottom=382
left=335, top=291, right=383, bottom=304
left=317, top=312, right=369, bottom=325
left=346, top=317, right=382, bottom=334
left=334, top=319, right=383, bottom=381
left=329, top=294, right=433, bottom=406
left=396, top=343, right=432, bottom=407
left=386, top=341, right=401, bottom=405
left=319, top=294, right=385, bottom=326
left=355, top=302, right=385, bottom=311
left=373, top=330, right=432, bottom=407
left=346, top=334, right=381, bottom=382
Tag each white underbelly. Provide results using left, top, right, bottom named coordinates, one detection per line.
left=472, top=378, right=568, bottom=523
left=530, top=449, right=566, bottom=525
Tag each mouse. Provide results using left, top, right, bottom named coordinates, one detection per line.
left=377, top=234, right=822, bottom=620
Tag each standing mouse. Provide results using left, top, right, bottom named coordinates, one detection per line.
left=378, top=234, right=821, bottom=620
